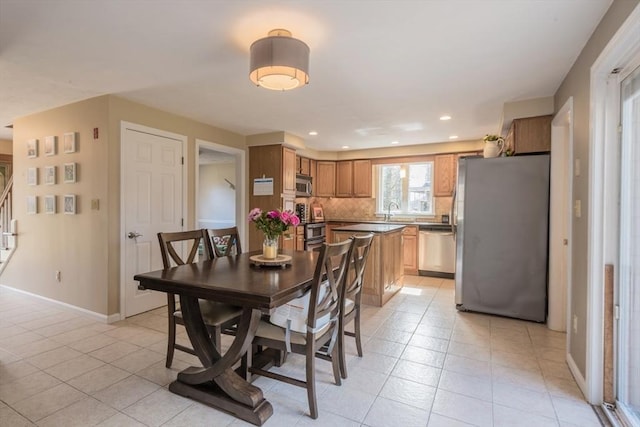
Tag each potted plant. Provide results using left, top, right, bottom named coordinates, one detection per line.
left=248, top=208, right=300, bottom=259
left=482, top=134, right=505, bottom=158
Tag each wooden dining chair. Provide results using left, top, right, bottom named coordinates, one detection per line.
left=207, top=227, right=242, bottom=257
left=157, top=229, right=242, bottom=368
left=246, top=239, right=354, bottom=419
left=338, top=233, right=374, bottom=379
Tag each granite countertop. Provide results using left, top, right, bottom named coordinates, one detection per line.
left=328, top=218, right=452, bottom=230
left=332, top=223, right=406, bottom=234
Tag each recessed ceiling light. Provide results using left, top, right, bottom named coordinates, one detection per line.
left=449, top=135, right=459, bottom=139
left=391, top=141, right=399, bottom=145
left=308, top=131, right=318, bottom=136
left=440, top=115, right=452, bottom=121
left=341, top=145, right=349, bottom=150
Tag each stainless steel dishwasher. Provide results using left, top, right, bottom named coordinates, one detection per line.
left=418, top=225, right=456, bottom=278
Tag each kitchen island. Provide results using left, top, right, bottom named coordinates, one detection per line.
left=333, top=223, right=405, bottom=307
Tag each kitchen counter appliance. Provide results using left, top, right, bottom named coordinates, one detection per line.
left=418, top=225, right=455, bottom=278
left=304, top=222, right=325, bottom=251
left=455, top=154, right=550, bottom=322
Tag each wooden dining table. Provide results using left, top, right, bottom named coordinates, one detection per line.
left=134, top=250, right=320, bottom=426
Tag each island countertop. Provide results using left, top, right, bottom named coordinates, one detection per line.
left=332, top=223, right=405, bottom=234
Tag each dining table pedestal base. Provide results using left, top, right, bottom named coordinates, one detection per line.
left=169, top=379, right=273, bottom=425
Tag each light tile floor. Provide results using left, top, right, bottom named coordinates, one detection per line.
left=0, top=276, right=604, bottom=426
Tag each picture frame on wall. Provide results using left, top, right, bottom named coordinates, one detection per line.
left=26, top=196, right=37, bottom=214
left=63, top=132, right=76, bottom=153
left=311, top=203, right=324, bottom=222
left=44, top=195, right=56, bottom=214
left=27, top=167, right=38, bottom=186
left=63, top=194, right=76, bottom=215
left=63, top=162, right=76, bottom=183
left=44, top=135, right=57, bottom=156
left=27, top=139, right=38, bottom=158
left=44, top=166, right=56, bottom=185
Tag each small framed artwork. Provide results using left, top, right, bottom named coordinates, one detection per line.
left=44, top=195, right=56, bottom=214
left=63, top=132, right=76, bottom=153
left=44, top=135, right=57, bottom=156
left=26, top=196, right=37, bottom=214
left=44, top=166, right=56, bottom=185
left=311, top=204, right=324, bottom=222
left=64, top=162, right=76, bottom=183
left=27, top=167, right=38, bottom=186
left=27, top=139, right=38, bottom=158
left=63, top=194, right=76, bottom=215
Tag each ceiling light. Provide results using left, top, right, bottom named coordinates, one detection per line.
left=391, top=141, right=399, bottom=145
left=308, top=131, right=318, bottom=136
left=440, top=115, right=452, bottom=121
left=341, top=145, right=349, bottom=150
left=249, top=29, right=310, bottom=91
left=449, top=135, right=459, bottom=139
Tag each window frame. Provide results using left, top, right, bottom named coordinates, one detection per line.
left=376, top=161, right=434, bottom=217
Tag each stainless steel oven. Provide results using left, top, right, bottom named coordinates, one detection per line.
left=304, top=222, right=326, bottom=251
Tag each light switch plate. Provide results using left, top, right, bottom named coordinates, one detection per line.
left=574, top=199, right=582, bottom=218
left=574, top=159, right=580, bottom=177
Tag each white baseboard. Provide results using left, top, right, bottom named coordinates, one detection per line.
left=567, top=350, right=589, bottom=400
left=0, top=284, right=120, bottom=324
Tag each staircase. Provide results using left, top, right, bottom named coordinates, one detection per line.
left=0, top=176, right=15, bottom=268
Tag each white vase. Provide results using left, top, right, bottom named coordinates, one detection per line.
left=483, top=140, right=504, bottom=158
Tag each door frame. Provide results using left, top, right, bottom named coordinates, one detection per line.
left=119, top=121, right=187, bottom=320
left=195, top=139, right=247, bottom=250
left=548, top=97, right=573, bottom=333
left=587, top=5, right=640, bottom=405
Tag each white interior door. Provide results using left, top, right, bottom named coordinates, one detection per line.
left=122, top=123, right=185, bottom=317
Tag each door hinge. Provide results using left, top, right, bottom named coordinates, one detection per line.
left=614, top=304, right=620, bottom=320
left=181, top=156, right=184, bottom=165
left=617, top=124, right=622, bottom=133
left=181, top=218, right=184, bottom=227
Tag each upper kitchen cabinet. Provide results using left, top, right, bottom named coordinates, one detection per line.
left=296, top=155, right=311, bottom=175
left=282, top=146, right=296, bottom=194
left=504, top=115, right=552, bottom=154
left=336, top=160, right=372, bottom=198
left=315, top=161, right=336, bottom=197
left=434, top=154, right=456, bottom=196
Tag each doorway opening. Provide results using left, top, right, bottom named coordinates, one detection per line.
left=195, top=140, right=246, bottom=248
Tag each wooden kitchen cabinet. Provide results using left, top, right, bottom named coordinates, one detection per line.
left=282, top=147, right=296, bottom=193
left=402, top=226, right=418, bottom=275
left=315, top=161, right=336, bottom=197
left=353, top=160, right=372, bottom=197
left=335, top=159, right=371, bottom=198
left=335, top=161, right=353, bottom=197
left=333, top=225, right=404, bottom=307
left=248, top=144, right=298, bottom=250
left=295, top=226, right=304, bottom=251
left=295, top=155, right=311, bottom=175
left=504, top=115, right=552, bottom=154
left=434, top=154, right=456, bottom=196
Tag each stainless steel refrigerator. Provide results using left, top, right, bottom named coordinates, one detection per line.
left=454, top=154, right=550, bottom=322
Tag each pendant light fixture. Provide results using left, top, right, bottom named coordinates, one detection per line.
left=249, top=29, right=309, bottom=91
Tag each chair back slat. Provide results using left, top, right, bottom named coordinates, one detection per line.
left=308, top=240, right=354, bottom=330
left=344, top=233, right=374, bottom=304
left=157, top=229, right=213, bottom=269
left=208, top=227, right=242, bottom=257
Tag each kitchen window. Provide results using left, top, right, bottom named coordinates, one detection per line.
left=377, top=162, right=434, bottom=216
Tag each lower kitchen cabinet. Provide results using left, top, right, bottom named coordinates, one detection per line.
left=403, top=226, right=418, bottom=275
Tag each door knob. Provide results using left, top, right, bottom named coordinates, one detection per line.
left=128, top=231, right=143, bottom=239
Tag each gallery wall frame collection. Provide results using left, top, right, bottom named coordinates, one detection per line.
left=25, top=132, right=79, bottom=215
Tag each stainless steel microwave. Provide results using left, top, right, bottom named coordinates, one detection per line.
left=296, top=174, right=313, bottom=197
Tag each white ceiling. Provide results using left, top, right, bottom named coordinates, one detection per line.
left=0, top=0, right=611, bottom=151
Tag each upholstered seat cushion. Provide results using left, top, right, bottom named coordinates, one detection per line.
left=174, top=300, right=242, bottom=326
left=255, top=318, right=331, bottom=345
left=344, top=298, right=355, bottom=315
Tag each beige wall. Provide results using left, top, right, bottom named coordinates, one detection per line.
left=2, top=95, right=246, bottom=317
left=554, top=0, right=639, bottom=376
left=0, top=139, right=13, bottom=155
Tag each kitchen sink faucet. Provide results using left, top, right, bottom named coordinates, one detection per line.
left=385, top=201, right=400, bottom=221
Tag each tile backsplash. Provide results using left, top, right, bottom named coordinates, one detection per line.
left=301, top=196, right=453, bottom=222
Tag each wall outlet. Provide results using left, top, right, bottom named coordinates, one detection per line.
left=573, top=314, right=578, bottom=333
left=55, top=271, right=61, bottom=282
